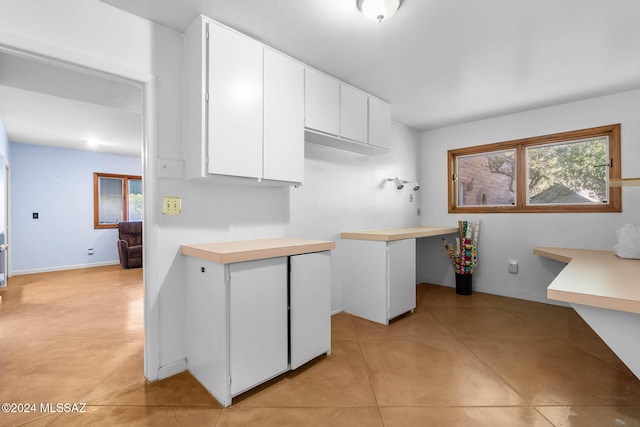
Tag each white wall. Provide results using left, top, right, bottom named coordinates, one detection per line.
left=155, top=122, right=422, bottom=374
left=0, top=0, right=422, bottom=381
left=289, top=123, right=423, bottom=309
left=9, top=142, right=141, bottom=274
left=0, top=0, right=182, bottom=381
left=418, top=90, right=640, bottom=304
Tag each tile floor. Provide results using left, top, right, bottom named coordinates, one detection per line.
left=1, top=266, right=639, bottom=426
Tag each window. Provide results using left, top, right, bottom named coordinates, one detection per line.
left=448, top=124, right=621, bottom=213
left=94, top=173, right=143, bottom=228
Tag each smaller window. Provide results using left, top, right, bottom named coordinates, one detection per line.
left=94, top=173, right=143, bottom=229
left=456, top=149, right=516, bottom=208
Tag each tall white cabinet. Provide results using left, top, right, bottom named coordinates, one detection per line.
left=184, top=16, right=304, bottom=185
left=181, top=238, right=334, bottom=407
left=207, top=21, right=263, bottom=179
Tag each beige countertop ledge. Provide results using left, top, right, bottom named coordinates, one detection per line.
left=181, top=237, right=335, bottom=264
left=341, top=226, right=459, bottom=241
left=535, top=246, right=640, bottom=314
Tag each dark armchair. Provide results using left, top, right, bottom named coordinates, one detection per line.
left=117, top=221, right=142, bottom=269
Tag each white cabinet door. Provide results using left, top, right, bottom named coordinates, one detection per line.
left=368, top=97, right=391, bottom=150
left=208, top=22, right=263, bottom=178
left=304, top=68, right=340, bottom=136
left=229, top=257, right=288, bottom=395
left=263, top=48, right=304, bottom=184
left=387, top=239, right=416, bottom=319
left=340, top=85, right=368, bottom=143
left=341, top=239, right=389, bottom=325
left=183, top=17, right=207, bottom=180
left=290, top=251, right=331, bottom=369
left=185, top=258, right=231, bottom=406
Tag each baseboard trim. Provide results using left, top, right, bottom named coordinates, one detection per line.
left=157, top=358, right=188, bottom=381
left=11, top=261, right=120, bottom=276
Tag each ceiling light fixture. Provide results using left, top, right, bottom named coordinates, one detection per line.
left=356, top=0, right=401, bottom=23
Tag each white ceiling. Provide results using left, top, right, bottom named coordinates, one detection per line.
left=0, top=50, right=143, bottom=156
left=2, top=0, right=640, bottom=155
left=98, top=0, right=640, bottom=131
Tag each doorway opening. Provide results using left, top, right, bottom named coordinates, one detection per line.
left=0, top=42, right=152, bottom=378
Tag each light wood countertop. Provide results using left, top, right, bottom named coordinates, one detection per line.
left=181, top=237, right=335, bottom=264
left=341, top=226, right=459, bottom=242
left=534, top=246, right=640, bottom=314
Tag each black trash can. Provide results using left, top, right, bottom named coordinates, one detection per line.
left=455, top=273, right=472, bottom=295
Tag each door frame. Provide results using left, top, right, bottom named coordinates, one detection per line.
left=0, top=38, right=158, bottom=380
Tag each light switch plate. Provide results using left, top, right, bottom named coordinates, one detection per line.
left=162, top=197, right=181, bottom=215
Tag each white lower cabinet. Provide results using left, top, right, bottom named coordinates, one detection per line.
left=290, top=251, right=331, bottom=369
left=342, top=238, right=416, bottom=325
left=184, top=252, right=331, bottom=407
left=229, top=258, right=289, bottom=395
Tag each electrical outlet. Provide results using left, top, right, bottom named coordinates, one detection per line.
left=162, top=197, right=182, bottom=215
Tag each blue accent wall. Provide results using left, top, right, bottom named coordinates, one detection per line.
left=10, top=142, right=141, bottom=273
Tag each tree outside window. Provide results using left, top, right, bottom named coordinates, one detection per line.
left=448, top=124, right=621, bottom=213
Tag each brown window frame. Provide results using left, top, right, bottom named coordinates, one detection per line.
left=447, top=124, right=622, bottom=213
left=93, top=172, right=142, bottom=229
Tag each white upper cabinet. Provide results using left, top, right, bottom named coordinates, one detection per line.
left=263, top=48, right=304, bottom=184
left=339, top=84, right=368, bottom=144
left=304, top=68, right=340, bottom=136
left=304, top=67, right=390, bottom=155
left=207, top=22, right=263, bottom=179
left=183, top=16, right=303, bottom=185
left=368, top=96, right=391, bottom=150
left=184, top=15, right=389, bottom=182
